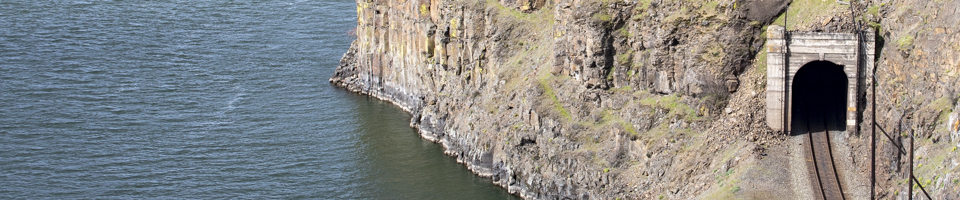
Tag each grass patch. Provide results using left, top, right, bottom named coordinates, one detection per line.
left=638, top=0, right=651, bottom=10
left=632, top=0, right=653, bottom=21
left=701, top=42, right=724, bottom=65
left=593, top=12, right=613, bottom=22
left=639, top=93, right=701, bottom=121
left=617, top=49, right=635, bottom=68
left=610, top=86, right=634, bottom=93
left=867, top=4, right=881, bottom=16
left=600, top=109, right=641, bottom=137
left=664, top=6, right=690, bottom=26
left=639, top=122, right=671, bottom=146
left=702, top=166, right=742, bottom=199
left=700, top=1, right=720, bottom=18
left=898, top=34, right=915, bottom=50
left=618, top=27, right=633, bottom=38
left=755, top=43, right=768, bottom=74
left=487, top=0, right=556, bottom=97
left=929, top=97, right=955, bottom=124
left=867, top=20, right=882, bottom=30
left=539, top=76, right=572, bottom=120
left=486, top=0, right=552, bottom=22
left=770, top=0, right=847, bottom=31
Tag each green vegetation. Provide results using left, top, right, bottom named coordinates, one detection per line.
left=639, top=93, right=701, bottom=121
left=598, top=109, right=641, bottom=137
left=862, top=2, right=883, bottom=29
left=913, top=143, right=956, bottom=187
left=638, top=0, right=652, bottom=10
left=618, top=27, right=633, bottom=38
left=908, top=97, right=957, bottom=191
left=486, top=0, right=555, bottom=25
left=867, top=4, right=881, bottom=16
left=700, top=1, right=720, bottom=18
left=617, top=49, right=634, bottom=66
left=664, top=6, right=690, bottom=25
left=770, top=0, right=847, bottom=31
left=867, top=20, right=882, bottom=30
left=607, top=68, right=616, bottom=81
left=702, top=166, right=742, bottom=199
left=593, top=12, right=613, bottom=23
left=631, top=0, right=653, bottom=21
left=755, top=43, right=768, bottom=75
left=930, top=97, right=954, bottom=124
left=898, top=34, right=914, bottom=50
left=701, top=42, right=724, bottom=65
left=539, top=77, right=572, bottom=120
left=489, top=0, right=555, bottom=97
left=610, top=86, right=634, bottom=92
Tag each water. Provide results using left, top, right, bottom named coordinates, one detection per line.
left=0, top=1, right=517, bottom=199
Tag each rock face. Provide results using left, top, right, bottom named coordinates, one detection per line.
left=331, top=0, right=960, bottom=199
left=864, top=1, right=960, bottom=198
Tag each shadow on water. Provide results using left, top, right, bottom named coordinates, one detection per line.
left=340, top=91, right=521, bottom=200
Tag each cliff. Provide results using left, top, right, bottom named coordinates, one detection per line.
left=330, top=0, right=960, bottom=199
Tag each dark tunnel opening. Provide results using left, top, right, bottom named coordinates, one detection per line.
left=790, top=61, right=848, bottom=136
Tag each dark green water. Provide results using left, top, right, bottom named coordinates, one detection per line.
left=0, top=0, right=517, bottom=199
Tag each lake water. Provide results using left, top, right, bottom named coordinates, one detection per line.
left=0, top=1, right=517, bottom=199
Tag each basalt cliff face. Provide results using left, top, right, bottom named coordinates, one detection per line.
left=331, top=0, right=960, bottom=199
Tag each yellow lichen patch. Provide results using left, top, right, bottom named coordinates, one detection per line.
left=449, top=18, right=459, bottom=38
left=356, top=3, right=366, bottom=24
left=419, top=4, right=428, bottom=16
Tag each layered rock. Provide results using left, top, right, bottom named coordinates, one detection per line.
left=331, top=0, right=960, bottom=199
left=863, top=0, right=960, bottom=198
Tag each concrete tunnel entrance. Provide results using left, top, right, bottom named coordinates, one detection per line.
left=790, top=61, right=848, bottom=136
left=790, top=61, right=851, bottom=199
left=764, top=27, right=874, bottom=132
left=762, top=26, right=876, bottom=199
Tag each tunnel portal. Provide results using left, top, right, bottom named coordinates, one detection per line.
left=764, top=25, right=874, bottom=132
left=763, top=25, right=876, bottom=200
left=790, top=61, right=850, bottom=199
left=791, top=61, right=848, bottom=135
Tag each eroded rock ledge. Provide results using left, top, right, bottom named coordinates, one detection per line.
left=331, top=0, right=960, bottom=199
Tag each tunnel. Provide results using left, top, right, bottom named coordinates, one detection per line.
left=790, top=61, right=848, bottom=135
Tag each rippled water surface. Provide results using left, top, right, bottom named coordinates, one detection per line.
left=0, top=1, right=516, bottom=199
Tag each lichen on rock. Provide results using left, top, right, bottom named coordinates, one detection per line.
left=331, top=0, right=960, bottom=199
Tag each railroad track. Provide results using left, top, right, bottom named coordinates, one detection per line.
left=798, top=107, right=845, bottom=200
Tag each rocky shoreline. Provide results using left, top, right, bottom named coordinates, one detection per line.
left=331, top=39, right=536, bottom=198
left=331, top=0, right=960, bottom=199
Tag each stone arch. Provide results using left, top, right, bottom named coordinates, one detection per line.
left=764, top=25, right=874, bottom=133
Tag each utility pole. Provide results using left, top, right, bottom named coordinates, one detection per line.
left=783, top=4, right=790, bottom=137
left=908, top=129, right=914, bottom=200
left=870, top=30, right=877, bottom=200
